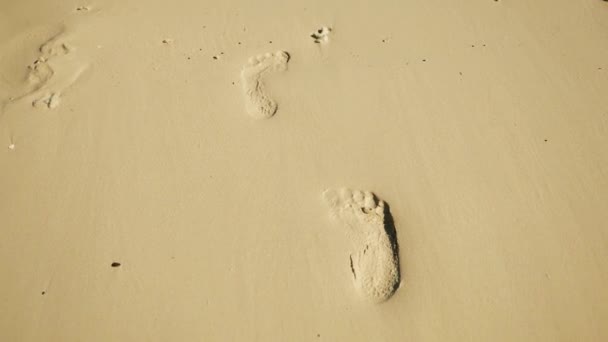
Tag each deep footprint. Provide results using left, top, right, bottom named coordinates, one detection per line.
left=240, top=51, right=289, bottom=119
left=323, top=188, right=401, bottom=303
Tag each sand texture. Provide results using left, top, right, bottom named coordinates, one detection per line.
left=1, top=0, right=608, bottom=341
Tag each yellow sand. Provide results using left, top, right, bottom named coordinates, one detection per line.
left=1, top=0, right=607, bottom=340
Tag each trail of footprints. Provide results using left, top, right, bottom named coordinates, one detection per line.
left=7, top=22, right=401, bottom=303
left=237, top=27, right=401, bottom=302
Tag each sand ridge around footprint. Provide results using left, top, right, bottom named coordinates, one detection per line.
left=323, top=188, right=401, bottom=303
left=240, top=50, right=290, bottom=120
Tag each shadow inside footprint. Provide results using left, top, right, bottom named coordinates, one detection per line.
left=381, top=202, right=402, bottom=291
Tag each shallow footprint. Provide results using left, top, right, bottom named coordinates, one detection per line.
left=240, top=51, right=289, bottom=119
left=323, top=188, right=401, bottom=303
left=7, top=30, right=87, bottom=110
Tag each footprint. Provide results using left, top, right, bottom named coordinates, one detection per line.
left=323, top=188, right=401, bottom=303
left=8, top=30, right=87, bottom=110
left=240, top=51, right=290, bottom=119
left=39, top=33, right=73, bottom=57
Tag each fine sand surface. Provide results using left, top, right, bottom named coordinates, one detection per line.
left=1, top=0, right=608, bottom=341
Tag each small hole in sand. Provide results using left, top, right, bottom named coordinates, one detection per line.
left=111, top=262, right=121, bottom=268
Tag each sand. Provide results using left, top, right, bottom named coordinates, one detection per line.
left=1, top=0, right=608, bottom=341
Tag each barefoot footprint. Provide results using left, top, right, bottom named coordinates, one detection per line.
left=6, top=29, right=88, bottom=110
left=323, top=188, right=401, bottom=303
left=240, top=51, right=290, bottom=119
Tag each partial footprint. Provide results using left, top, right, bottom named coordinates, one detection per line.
left=27, top=58, right=55, bottom=91
left=240, top=51, right=290, bottom=119
left=39, top=33, right=73, bottom=57
left=310, top=27, right=331, bottom=44
left=323, top=188, right=401, bottom=303
left=8, top=30, right=87, bottom=110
